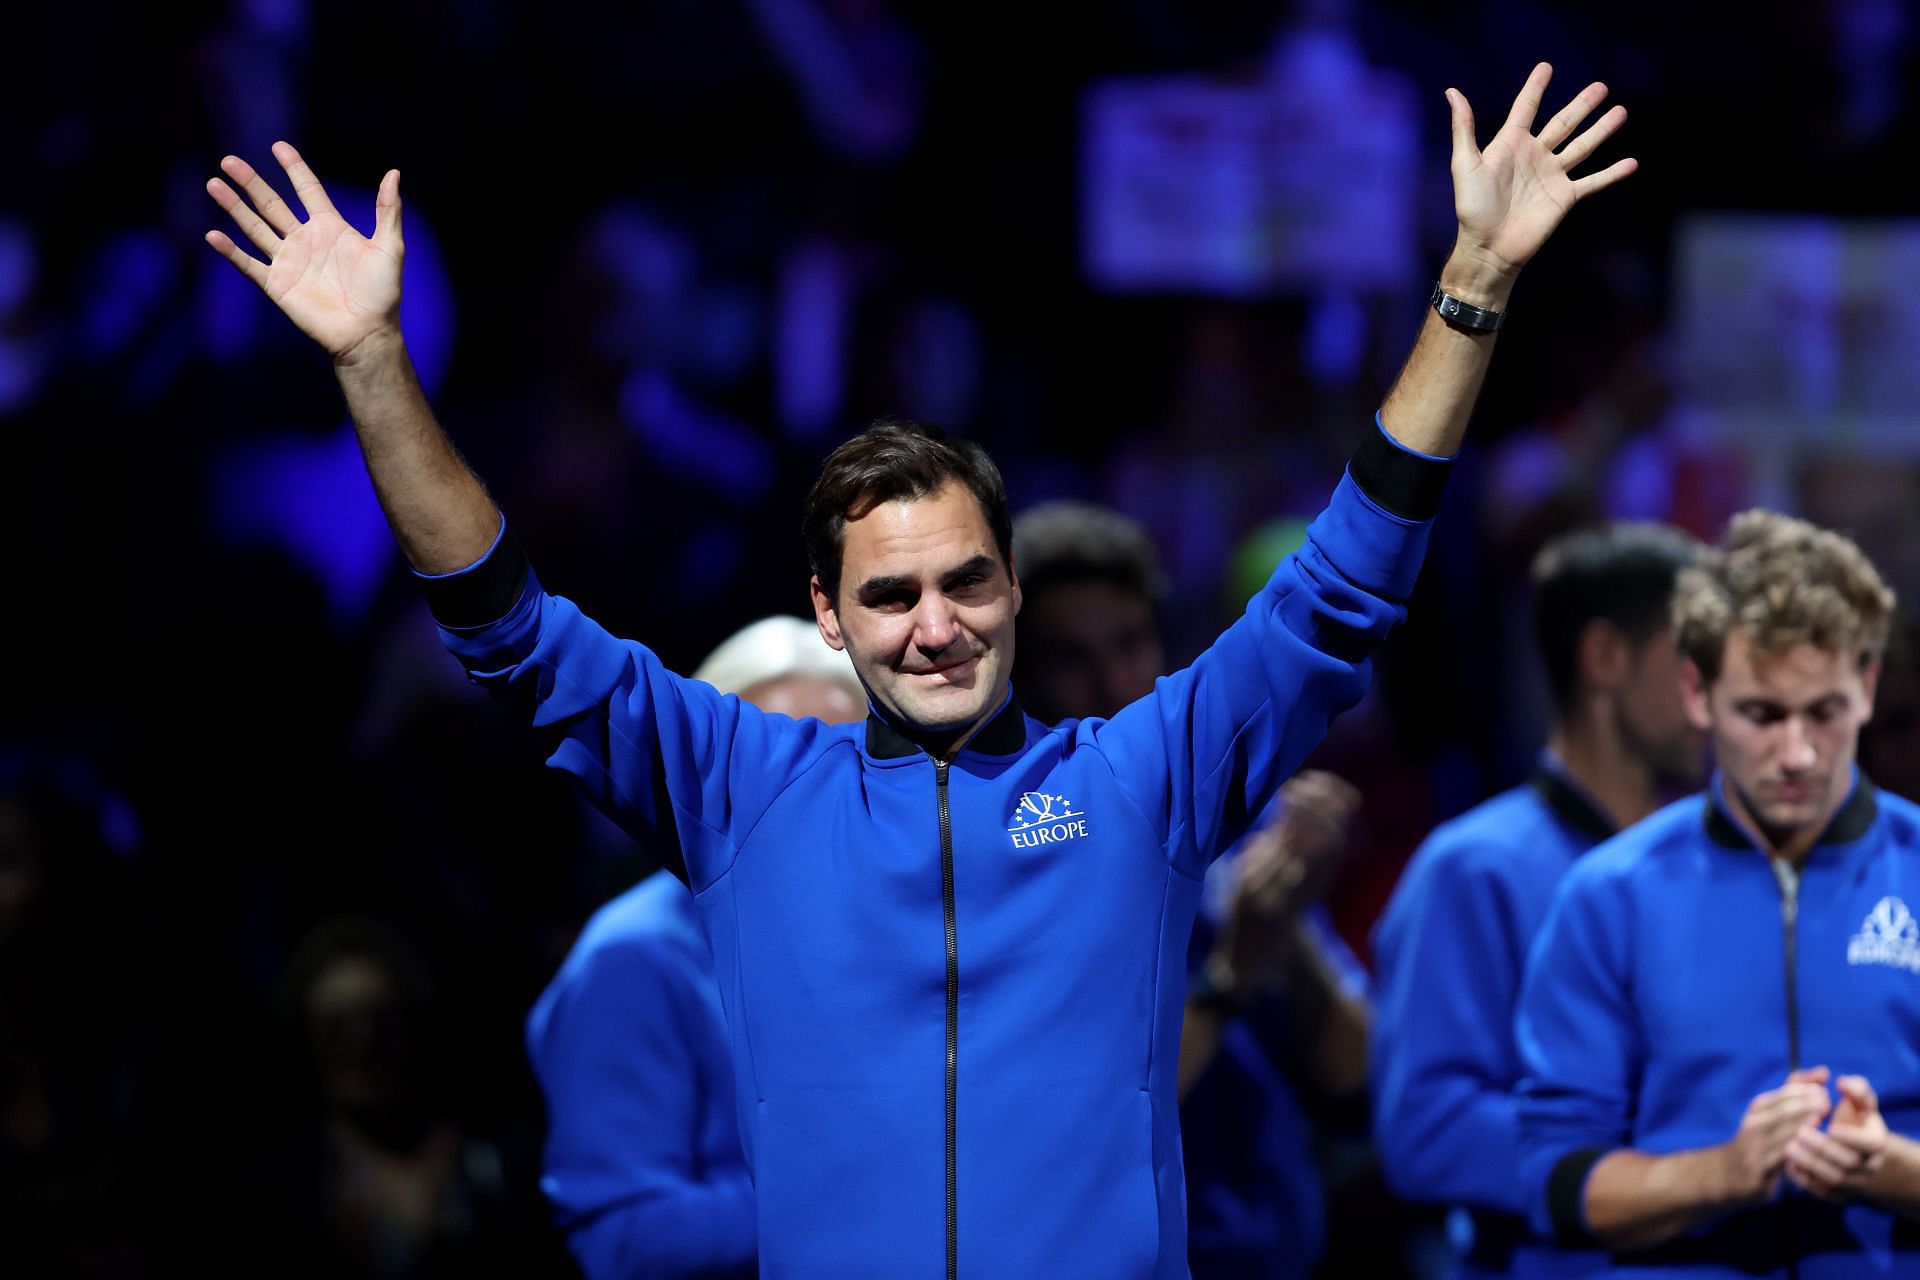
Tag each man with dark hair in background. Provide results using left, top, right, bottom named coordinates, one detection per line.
left=1518, top=511, right=1920, bottom=1276
left=527, top=617, right=865, bottom=1280
left=1372, top=521, right=1705, bottom=1278
left=1013, top=500, right=1371, bottom=1278
left=206, top=63, right=1635, bottom=1276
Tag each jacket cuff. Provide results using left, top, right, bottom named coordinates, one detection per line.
left=1350, top=413, right=1455, bottom=522
left=1547, top=1147, right=1608, bottom=1248
left=413, top=516, right=531, bottom=629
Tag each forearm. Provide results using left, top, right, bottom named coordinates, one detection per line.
left=1283, top=926, right=1369, bottom=1097
left=1377, top=244, right=1516, bottom=458
left=334, top=328, right=500, bottom=574
left=1178, top=1001, right=1226, bottom=1101
left=1581, top=1145, right=1752, bottom=1252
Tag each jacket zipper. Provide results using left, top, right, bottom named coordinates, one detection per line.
left=1769, top=856, right=1803, bottom=1280
left=937, top=758, right=958, bottom=1280
left=1769, top=857, right=1802, bottom=1070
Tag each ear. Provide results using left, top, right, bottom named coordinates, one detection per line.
left=1861, top=659, right=1882, bottom=721
left=1680, top=658, right=1713, bottom=733
left=1579, top=619, right=1630, bottom=693
left=1007, top=551, right=1022, bottom=618
left=810, top=575, right=846, bottom=652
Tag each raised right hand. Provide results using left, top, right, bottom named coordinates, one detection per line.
left=205, top=142, right=404, bottom=362
left=1722, top=1068, right=1833, bottom=1203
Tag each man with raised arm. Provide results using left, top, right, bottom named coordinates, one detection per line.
left=1516, top=513, right=1920, bottom=1276
left=208, top=64, right=1633, bottom=1280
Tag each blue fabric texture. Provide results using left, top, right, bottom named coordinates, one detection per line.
left=440, top=462, right=1433, bottom=1279
left=1371, top=772, right=1614, bottom=1278
left=1516, top=775, right=1920, bottom=1277
left=527, top=871, right=757, bottom=1279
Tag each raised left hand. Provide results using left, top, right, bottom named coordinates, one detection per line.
left=1447, top=63, right=1637, bottom=284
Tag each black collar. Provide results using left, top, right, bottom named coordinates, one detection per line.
left=864, top=689, right=1029, bottom=761
left=1527, top=764, right=1618, bottom=843
left=1703, top=773, right=1879, bottom=850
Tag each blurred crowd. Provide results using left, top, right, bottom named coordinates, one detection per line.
left=7, top=1, right=1920, bottom=1276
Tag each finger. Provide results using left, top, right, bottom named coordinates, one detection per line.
left=1790, top=1066, right=1833, bottom=1085
left=220, top=154, right=300, bottom=236
left=1557, top=104, right=1628, bottom=171
left=1837, top=1075, right=1879, bottom=1112
left=1538, top=81, right=1610, bottom=151
left=206, top=176, right=282, bottom=255
left=1503, top=62, right=1554, bottom=134
left=1828, top=1123, right=1888, bottom=1164
left=373, top=169, right=405, bottom=251
left=204, top=229, right=269, bottom=289
left=1445, top=88, right=1479, bottom=169
left=271, top=141, right=341, bottom=221
left=1784, top=1152, right=1841, bottom=1200
left=1786, top=1135, right=1855, bottom=1190
left=1570, top=156, right=1639, bottom=200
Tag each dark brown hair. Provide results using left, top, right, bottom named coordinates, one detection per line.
left=1530, top=521, right=1704, bottom=710
left=803, top=418, right=1014, bottom=600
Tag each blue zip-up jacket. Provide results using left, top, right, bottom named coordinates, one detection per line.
left=1371, top=760, right=1614, bottom=1278
left=1517, top=774, right=1920, bottom=1277
left=421, top=424, right=1447, bottom=1278
left=526, top=870, right=757, bottom=1279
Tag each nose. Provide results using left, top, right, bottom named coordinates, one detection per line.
left=1780, top=716, right=1818, bottom=772
left=911, top=595, right=961, bottom=655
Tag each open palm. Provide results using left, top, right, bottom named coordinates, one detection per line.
left=1449, top=64, right=1636, bottom=275
left=205, top=142, right=404, bottom=361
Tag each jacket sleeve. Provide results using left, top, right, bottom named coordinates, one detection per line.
left=416, top=521, right=834, bottom=890
left=1092, top=417, right=1448, bottom=878
left=525, top=934, right=758, bottom=1279
left=1370, top=837, right=1532, bottom=1214
left=1515, top=861, right=1642, bottom=1244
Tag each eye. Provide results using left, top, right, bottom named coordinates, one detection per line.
left=866, top=590, right=915, bottom=612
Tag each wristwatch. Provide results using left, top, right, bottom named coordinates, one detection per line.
left=1430, top=283, right=1506, bottom=334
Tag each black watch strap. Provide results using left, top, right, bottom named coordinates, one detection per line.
left=1430, top=282, right=1507, bottom=334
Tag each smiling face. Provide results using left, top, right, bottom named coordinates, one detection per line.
left=1684, top=628, right=1879, bottom=844
left=811, top=481, right=1021, bottom=738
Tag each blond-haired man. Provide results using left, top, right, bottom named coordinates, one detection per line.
left=1516, top=511, right=1920, bottom=1277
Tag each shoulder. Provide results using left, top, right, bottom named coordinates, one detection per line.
left=1559, top=795, right=1705, bottom=902
left=1874, top=787, right=1920, bottom=847
left=1405, top=785, right=1568, bottom=884
left=563, top=873, right=707, bottom=980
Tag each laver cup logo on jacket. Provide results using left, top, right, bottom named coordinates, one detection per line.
left=1848, top=896, right=1920, bottom=973
left=1007, top=792, right=1089, bottom=848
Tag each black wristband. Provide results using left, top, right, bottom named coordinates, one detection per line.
left=1546, top=1147, right=1608, bottom=1247
left=416, top=527, right=531, bottom=629
left=1350, top=425, right=1454, bottom=522
left=1430, top=282, right=1507, bottom=334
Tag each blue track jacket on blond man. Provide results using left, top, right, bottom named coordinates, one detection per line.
left=420, top=422, right=1448, bottom=1279
left=1517, top=775, right=1920, bottom=1277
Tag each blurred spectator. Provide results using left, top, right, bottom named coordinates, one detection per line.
left=1371, top=522, right=1704, bottom=1278
left=526, top=616, right=865, bottom=1279
left=281, top=915, right=544, bottom=1278
left=1013, top=499, right=1371, bottom=1279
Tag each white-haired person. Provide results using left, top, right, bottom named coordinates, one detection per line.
left=526, top=617, right=865, bottom=1279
